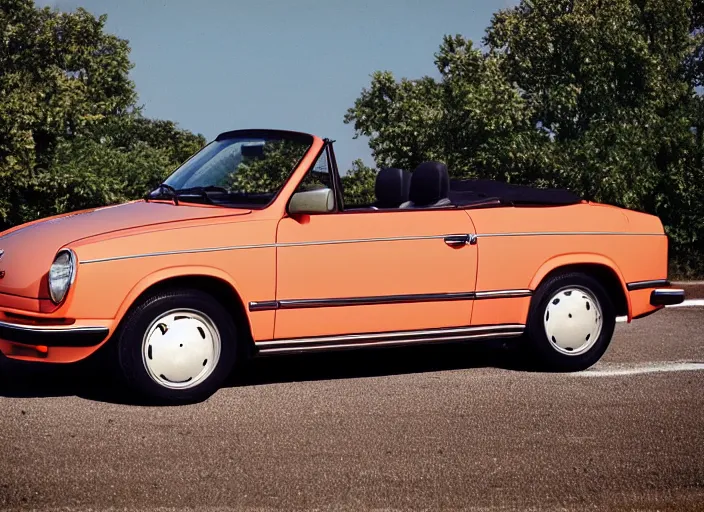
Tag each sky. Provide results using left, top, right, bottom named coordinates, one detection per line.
left=38, top=0, right=516, bottom=172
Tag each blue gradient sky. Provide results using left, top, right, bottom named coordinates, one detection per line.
left=38, top=0, right=515, bottom=171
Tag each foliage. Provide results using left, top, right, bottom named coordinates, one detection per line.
left=34, top=137, right=173, bottom=219
left=345, top=0, right=704, bottom=275
left=2, top=0, right=703, bottom=275
left=226, top=141, right=378, bottom=205
left=341, top=159, right=377, bottom=206
left=0, top=0, right=205, bottom=230
left=229, top=142, right=377, bottom=205
left=225, top=139, right=310, bottom=194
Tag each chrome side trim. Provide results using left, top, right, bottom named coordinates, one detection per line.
left=259, top=333, right=521, bottom=354
left=257, top=325, right=507, bottom=346
left=478, top=231, right=664, bottom=238
left=255, top=324, right=525, bottom=354
left=626, top=279, right=670, bottom=291
left=79, top=235, right=455, bottom=264
left=249, top=300, right=280, bottom=312
left=280, top=234, right=450, bottom=247
left=80, top=242, right=279, bottom=264
left=79, top=230, right=663, bottom=265
left=248, top=289, right=531, bottom=312
left=276, top=292, right=476, bottom=310
left=474, top=289, right=533, bottom=299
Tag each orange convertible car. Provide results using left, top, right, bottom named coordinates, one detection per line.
left=0, top=129, right=685, bottom=403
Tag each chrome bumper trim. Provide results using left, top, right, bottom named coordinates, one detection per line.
left=650, top=289, right=685, bottom=307
left=0, top=321, right=109, bottom=347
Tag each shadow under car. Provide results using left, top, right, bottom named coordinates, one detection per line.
left=0, top=337, right=532, bottom=405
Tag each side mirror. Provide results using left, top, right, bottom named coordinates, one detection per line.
left=288, top=188, right=335, bottom=214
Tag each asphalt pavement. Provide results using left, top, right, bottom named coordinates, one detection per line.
left=0, top=307, right=703, bottom=511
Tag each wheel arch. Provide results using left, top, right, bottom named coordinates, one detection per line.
left=529, top=254, right=630, bottom=319
left=112, top=266, right=255, bottom=355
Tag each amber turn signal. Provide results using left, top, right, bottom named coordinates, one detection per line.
left=8, top=343, right=49, bottom=358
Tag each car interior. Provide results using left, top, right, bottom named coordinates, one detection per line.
left=399, top=161, right=453, bottom=208
left=344, top=159, right=583, bottom=212
left=371, top=167, right=411, bottom=209
left=361, top=161, right=454, bottom=210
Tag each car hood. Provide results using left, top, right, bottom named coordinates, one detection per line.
left=0, top=200, right=250, bottom=299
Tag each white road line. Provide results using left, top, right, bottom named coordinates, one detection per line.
left=615, top=299, right=703, bottom=323
left=575, top=362, right=704, bottom=377
left=669, top=299, right=704, bottom=307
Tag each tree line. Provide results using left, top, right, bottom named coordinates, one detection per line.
left=1, top=0, right=702, bottom=275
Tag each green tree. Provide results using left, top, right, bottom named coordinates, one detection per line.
left=0, top=0, right=205, bottom=229
left=344, top=38, right=551, bottom=186
left=345, top=0, right=704, bottom=275
left=225, top=139, right=310, bottom=193
left=341, top=159, right=377, bottom=206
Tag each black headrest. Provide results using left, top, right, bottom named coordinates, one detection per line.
left=409, top=161, right=450, bottom=205
left=375, top=167, right=411, bottom=207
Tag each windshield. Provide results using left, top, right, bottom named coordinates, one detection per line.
left=154, top=131, right=314, bottom=208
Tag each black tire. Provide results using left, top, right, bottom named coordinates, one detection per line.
left=115, top=288, right=237, bottom=405
left=524, top=272, right=616, bottom=372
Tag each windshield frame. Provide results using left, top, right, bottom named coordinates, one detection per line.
left=156, top=129, right=317, bottom=210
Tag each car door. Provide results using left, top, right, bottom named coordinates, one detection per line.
left=271, top=147, right=478, bottom=341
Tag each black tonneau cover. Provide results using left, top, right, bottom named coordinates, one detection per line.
left=449, top=179, right=582, bottom=206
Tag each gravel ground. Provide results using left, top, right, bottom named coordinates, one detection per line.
left=0, top=307, right=703, bottom=511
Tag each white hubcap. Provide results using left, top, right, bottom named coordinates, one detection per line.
left=142, top=309, right=221, bottom=389
left=543, top=287, right=603, bottom=356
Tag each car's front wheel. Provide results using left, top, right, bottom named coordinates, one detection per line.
left=115, top=288, right=237, bottom=404
left=525, top=272, right=616, bottom=372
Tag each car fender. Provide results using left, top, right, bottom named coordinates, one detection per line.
left=528, top=253, right=632, bottom=319
left=113, top=265, right=245, bottom=327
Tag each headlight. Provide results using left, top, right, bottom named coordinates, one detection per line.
left=48, top=249, right=75, bottom=304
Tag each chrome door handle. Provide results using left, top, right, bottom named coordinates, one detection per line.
left=444, top=234, right=470, bottom=247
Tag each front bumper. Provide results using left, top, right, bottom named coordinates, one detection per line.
left=0, top=320, right=108, bottom=347
left=650, top=288, right=685, bottom=306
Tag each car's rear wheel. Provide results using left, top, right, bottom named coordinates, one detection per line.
left=115, top=288, right=237, bottom=404
left=525, top=272, right=616, bottom=371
